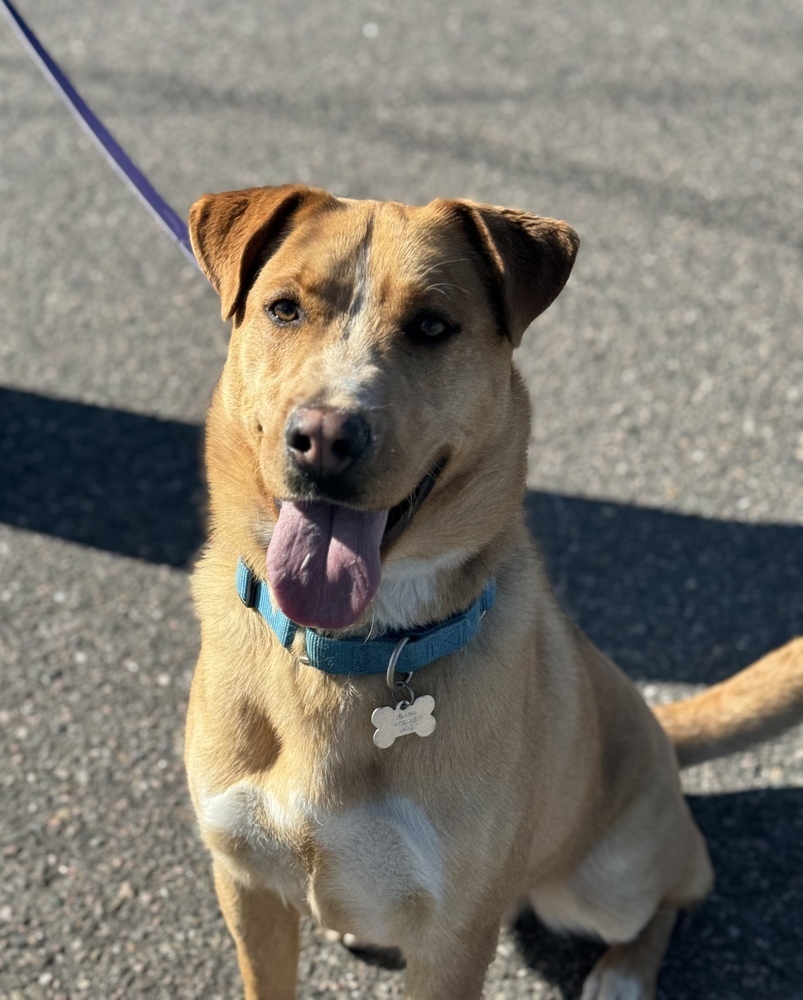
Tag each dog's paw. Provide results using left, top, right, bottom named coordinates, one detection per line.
left=580, top=962, right=655, bottom=1000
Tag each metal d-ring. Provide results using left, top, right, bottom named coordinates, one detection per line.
left=386, top=636, right=415, bottom=705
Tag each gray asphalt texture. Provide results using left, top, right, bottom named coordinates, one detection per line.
left=1, top=0, right=802, bottom=997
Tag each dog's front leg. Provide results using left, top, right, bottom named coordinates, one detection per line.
left=403, top=923, right=500, bottom=1000
left=213, top=861, right=300, bottom=1000
left=579, top=908, right=676, bottom=1000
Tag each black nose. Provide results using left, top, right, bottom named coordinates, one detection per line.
left=285, top=407, right=371, bottom=478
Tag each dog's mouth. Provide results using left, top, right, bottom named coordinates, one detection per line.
left=267, top=459, right=445, bottom=630
left=381, top=457, right=446, bottom=547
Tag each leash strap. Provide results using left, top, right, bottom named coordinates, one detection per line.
left=236, top=558, right=496, bottom=676
left=1, top=0, right=197, bottom=267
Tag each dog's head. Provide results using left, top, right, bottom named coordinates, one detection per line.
left=190, top=185, right=578, bottom=629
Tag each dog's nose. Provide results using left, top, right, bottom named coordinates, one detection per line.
left=285, top=407, right=371, bottom=478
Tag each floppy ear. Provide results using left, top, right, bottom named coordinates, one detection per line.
left=188, top=184, right=333, bottom=321
left=444, top=200, right=579, bottom=347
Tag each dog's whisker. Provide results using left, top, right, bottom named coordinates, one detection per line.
left=423, top=282, right=467, bottom=296
left=417, top=257, right=470, bottom=281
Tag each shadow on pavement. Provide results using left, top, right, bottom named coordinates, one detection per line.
left=1, top=386, right=801, bottom=682
left=512, top=787, right=803, bottom=1000
left=526, top=493, right=802, bottom=684
left=0, top=386, right=205, bottom=567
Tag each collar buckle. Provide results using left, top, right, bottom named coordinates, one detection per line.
left=237, top=563, right=258, bottom=608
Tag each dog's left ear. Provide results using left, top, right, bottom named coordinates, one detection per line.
left=188, top=184, right=334, bottom=321
left=440, top=200, right=580, bottom=347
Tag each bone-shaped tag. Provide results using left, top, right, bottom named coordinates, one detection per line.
left=371, top=695, right=436, bottom=749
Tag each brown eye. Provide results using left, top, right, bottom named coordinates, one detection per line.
left=405, top=312, right=457, bottom=344
left=268, top=299, right=301, bottom=323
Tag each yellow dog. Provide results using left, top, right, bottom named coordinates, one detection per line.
left=184, top=185, right=803, bottom=999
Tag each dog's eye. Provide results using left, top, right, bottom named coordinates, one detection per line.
left=267, top=299, right=301, bottom=323
left=405, top=313, right=457, bottom=344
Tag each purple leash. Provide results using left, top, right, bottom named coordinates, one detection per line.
left=1, top=0, right=198, bottom=267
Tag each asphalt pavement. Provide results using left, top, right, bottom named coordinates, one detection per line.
left=1, top=0, right=802, bottom=997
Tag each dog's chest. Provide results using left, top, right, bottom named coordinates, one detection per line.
left=201, top=782, right=444, bottom=943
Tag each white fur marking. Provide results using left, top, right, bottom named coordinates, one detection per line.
left=580, top=969, right=649, bottom=1000
left=531, top=827, right=662, bottom=945
left=313, top=795, right=444, bottom=943
left=315, top=337, right=382, bottom=410
left=202, top=783, right=313, bottom=838
left=200, top=783, right=312, bottom=904
left=371, top=549, right=472, bottom=631
left=312, top=242, right=383, bottom=409
left=202, top=785, right=443, bottom=943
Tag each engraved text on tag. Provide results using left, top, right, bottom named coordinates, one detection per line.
left=371, top=695, right=436, bottom=748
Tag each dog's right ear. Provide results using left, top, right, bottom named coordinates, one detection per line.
left=188, top=185, right=332, bottom=321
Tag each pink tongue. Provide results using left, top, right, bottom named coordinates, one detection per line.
left=267, top=501, right=388, bottom=629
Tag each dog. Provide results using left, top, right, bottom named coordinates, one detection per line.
left=184, top=184, right=803, bottom=999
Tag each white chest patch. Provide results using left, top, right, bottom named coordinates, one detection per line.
left=370, top=549, right=473, bottom=631
left=200, top=785, right=444, bottom=944
left=311, top=795, right=445, bottom=944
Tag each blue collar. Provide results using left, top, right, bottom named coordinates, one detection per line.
left=236, top=558, right=495, bottom=676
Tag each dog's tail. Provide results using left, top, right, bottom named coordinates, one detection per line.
left=652, top=637, right=803, bottom=768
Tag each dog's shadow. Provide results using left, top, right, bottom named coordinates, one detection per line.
left=0, top=387, right=205, bottom=567
left=525, top=491, right=803, bottom=686
left=510, top=788, right=803, bottom=999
